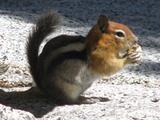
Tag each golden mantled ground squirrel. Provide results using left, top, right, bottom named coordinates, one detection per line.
left=27, top=11, right=142, bottom=104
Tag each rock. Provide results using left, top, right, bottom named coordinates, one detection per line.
left=0, top=104, right=35, bottom=120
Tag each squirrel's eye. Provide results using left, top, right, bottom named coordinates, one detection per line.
left=115, top=30, right=125, bottom=39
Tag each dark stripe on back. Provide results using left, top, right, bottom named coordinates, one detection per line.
left=46, top=48, right=87, bottom=74
left=38, top=35, right=85, bottom=68
left=41, top=35, right=85, bottom=56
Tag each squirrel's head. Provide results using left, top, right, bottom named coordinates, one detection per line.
left=86, top=15, right=138, bottom=56
left=86, top=15, right=139, bottom=75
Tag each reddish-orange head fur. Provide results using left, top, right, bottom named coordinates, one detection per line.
left=85, top=15, right=138, bottom=76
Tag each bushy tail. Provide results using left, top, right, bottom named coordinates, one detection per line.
left=26, top=11, right=61, bottom=88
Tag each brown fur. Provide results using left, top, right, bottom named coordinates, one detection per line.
left=86, top=15, right=139, bottom=76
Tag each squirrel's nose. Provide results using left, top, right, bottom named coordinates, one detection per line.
left=134, top=36, right=138, bottom=44
left=135, top=36, right=138, bottom=42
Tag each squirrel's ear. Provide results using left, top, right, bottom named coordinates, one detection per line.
left=97, top=15, right=109, bottom=33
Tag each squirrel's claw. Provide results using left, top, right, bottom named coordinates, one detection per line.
left=127, top=45, right=142, bottom=64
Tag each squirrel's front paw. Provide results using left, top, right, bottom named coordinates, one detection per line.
left=127, top=44, right=142, bottom=64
